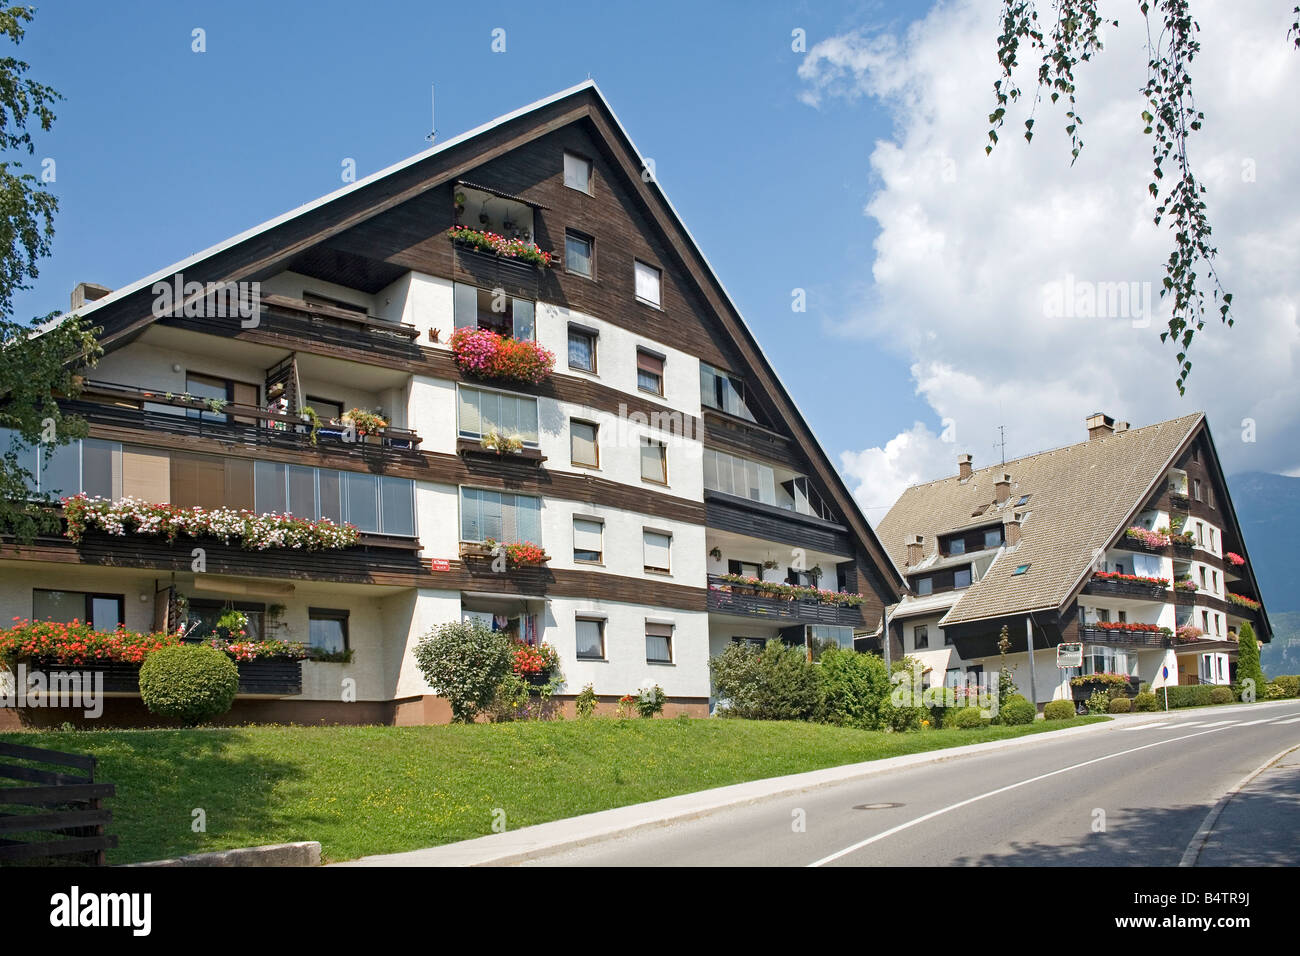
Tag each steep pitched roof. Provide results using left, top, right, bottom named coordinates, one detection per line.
left=876, top=413, right=1204, bottom=626
left=60, top=82, right=904, bottom=596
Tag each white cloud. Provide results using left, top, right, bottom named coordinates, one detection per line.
left=801, top=0, right=1300, bottom=519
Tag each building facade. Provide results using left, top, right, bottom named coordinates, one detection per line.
left=0, top=83, right=903, bottom=726
left=872, top=413, right=1272, bottom=709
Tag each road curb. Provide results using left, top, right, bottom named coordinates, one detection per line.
left=128, top=841, right=322, bottom=867
left=334, top=719, right=1122, bottom=867
left=1179, top=743, right=1300, bottom=867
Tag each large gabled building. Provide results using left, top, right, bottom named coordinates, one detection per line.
left=873, top=413, right=1272, bottom=707
left=0, top=83, right=904, bottom=726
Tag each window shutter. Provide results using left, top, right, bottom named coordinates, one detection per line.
left=634, top=261, right=661, bottom=305
left=573, top=518, right=603, bottom=555
left=645, top=622, right=672, bottom=662
left=458, top=387, right=481, bottom=437
left=643, top=530, right=671, bottom=571
left=571, top=421, right=597, bottom=465
left=636, top=350, right=664, bottom=376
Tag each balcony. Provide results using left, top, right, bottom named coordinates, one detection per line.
left=707, top=575, right=862, bottom=627
left=1082, top=573, right=1169, bottom=600
left=71, top=380, right=422, bottom=461
left=1077, top=625, right=1172, bottom=649
left=25, top=656, right=303, bottom=696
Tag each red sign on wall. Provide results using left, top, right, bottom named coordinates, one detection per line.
left=428, top=559, right=450, bottom=572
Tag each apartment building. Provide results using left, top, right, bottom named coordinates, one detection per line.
left=0, top=83, right=903, bottom=726
left=873, top=413, right=1272, bottom=708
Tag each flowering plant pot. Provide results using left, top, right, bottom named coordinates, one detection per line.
left=449, top=225, right=553, bottom=267
left=450, top=327, right=555, bottom=385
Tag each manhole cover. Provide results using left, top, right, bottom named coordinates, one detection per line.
left=853, top=802, right=904, bottom=810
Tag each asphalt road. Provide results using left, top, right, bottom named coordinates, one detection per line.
left=519, top=701, right=1300, bottom=867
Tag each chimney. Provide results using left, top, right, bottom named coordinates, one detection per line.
left=1113, top=420, right=1130, bottom=434
left=958, top=453, right=973, bottom=480
left=1086, top=411, right=1116, bottom=440
left=70, top=282, right=112, bottom=312
left=1004, top=514, right=1022, bottom=546
left=994, top=472, right=1012, bottom=504
left=905, top=534, right=924, bottom=566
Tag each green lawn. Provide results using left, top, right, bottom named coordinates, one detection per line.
left=1, top=716, right=1103, bottom=864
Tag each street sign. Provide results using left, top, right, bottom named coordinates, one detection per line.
left=1057, top=642, right=1083, bottom=668
left=428, top=558, right=450, bottom=572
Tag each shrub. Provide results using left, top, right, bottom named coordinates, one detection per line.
left=1108, top=697, right=1132, bottom=713
left=1236, top=622, right=1265, bottom=695
left=138, top=643, right=239, bottom=725
left=1133, top=691, right=1160, bottom=712
left=1209, top=685, right=1234, bottom=705
left=998, top=694, right=1036, bottom=725
left=487, top=672, right=531, bottom=722
left=1043, top=699, right=1076, bottom=721
left=637, top=684, right=666, bottom=718
left=1160, top=684, right=1236, bottom=708
left=575, top=683, right=598, bottom=719
left=1267, top=675, right=1300, bottom=699
left=413, top=620, right=513, bottom=723
left=1085, top=689, right=1111, bottom=714
left=943, top=706, right=988, bottom=729
left=710, top=639, right=821, bottom=721
left=817, top=646, right=892, bottom=730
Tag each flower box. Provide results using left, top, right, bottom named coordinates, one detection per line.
left=449, top=225, right=554, bottom=267
left=449, top=327, right=555, bottom=385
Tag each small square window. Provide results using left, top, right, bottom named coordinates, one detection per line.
left=576, top=617, right=605, bottom=660
left=563, top=152, right=592, bottom=193
left=309, top=608, right=350, bottom=653
left=915, top=577, right=933, bottom=596
left=634, top=260, right=661, bottom=307
left=568, top=326, right=597, bottom=373
left=640, top=438, right=667, bottom=484
left=565, top=231, right=593, bottom=278
left=914, top=625, right=929, bottom=650
left=954, top=567, right=972, bottom=588
left=573, top=517, right=603, bottom=564
left=570, top=419, right=599, bottom=468
left=1016, top=494, right=1031, bottom=506
left=636, top=349, right=664, bottom=396
left=1013, top=564, right=1031, bottom=575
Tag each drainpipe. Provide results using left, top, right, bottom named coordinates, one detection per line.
left=881, top=605, right=891, bottom=669
left=1025, top=615, right=1039, bottom=707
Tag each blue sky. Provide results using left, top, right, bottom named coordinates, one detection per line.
left=14, top=0, right=931, bottom=463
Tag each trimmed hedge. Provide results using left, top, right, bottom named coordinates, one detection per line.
left=1160, top=684, right=1238, bottom=709
left=943, top=706, right=988, bottom=729
left=1209, top=686, right=1233, bottom=705
left=1043, top=699, right=1076, bottom=721
left=138, top=643, right=239, bottom=725
left=1108, top=697, right=1132, bottom=713
left=1133, top=692, right=1160, bottom=712
left=998, top=694, right=1036, bottom=725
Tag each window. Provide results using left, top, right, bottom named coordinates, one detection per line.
left=1013, top=563, right=1031, bottom=575
left=33, top=590, right=124, bottom=633
left=458, top=386, right=539, bottom=446
left=643, top=529, right=672, bottom=574
left=728, top=560, right=762, bottom=579
left=1197, top=522, right=1205, bottom=545
left=563, top=151, right=592, bottom=193
left=640, top=437, right=667, bottom=484
left=948, top=538, right=966, bottom=555
left=1211, top=570, right=1218, bottom=593
left=453, top=283, right=535, bottom=339
left=568, top=325, right=597, bottom=372
left=954, top=567, right=972, bottom=589
left=645, top=622, right=673, bottom=663
left=459, top=488, right=542, bottom=544
left=915, top=576, right=933, bottom=596
left=634, top=260, right=662, bottom=307
left=1193, top=478, right=1202, bottom=501
left=914, top=625, right=929, bottom=650
left=253, top=462, right=414, bottom=536
left=306, top=396, right=344, bottom=423
left=1199, top=567, right=1207, bottom=588
left=1016, top=494, right=1032, bottom=506
left=732, top=636, right=765, bottom=650
left=570, top=420, right=599, bottom=468
left=700, top=363, right=755, bottom=420
left=185, top=373, right=231, bottom=423
left=308, top=608, right=349, bottom=654
left=636, top=349, right=664, bottom=395
left=576, top=617, right=605, bottom=660
left=984, top=528, right=1003, bottom=549
left=184, top=600, right=265, bottom=642
left=565, top=231, right=593, bottom=278
left=806, top=625, right=854, bottom=661
left=0, top=430, right=123, bottom=500
left=703, top=448, right=782, bottom=508
left=573, top=517, right=603, bottom=564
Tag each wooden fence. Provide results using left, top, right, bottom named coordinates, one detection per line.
left=0, top=740, right=116, bottom=865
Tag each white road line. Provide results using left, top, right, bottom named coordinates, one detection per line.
left=1122, top=722, right=1170, bottom=731
left=1173, top=721, right=1206, bottom=727
left=806, top=723, right=1262, bottom=868
left=1271, top=716, right=1300, bottom=725
left=1234, top=718, right=1279, bottom=727
left=1197, top=720, right=1238, bottom=727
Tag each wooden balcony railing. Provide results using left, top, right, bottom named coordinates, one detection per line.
left=1082, top=576, right=1170, bottom=600
left=1077, top=625, right=1172, bottom=648
left=706, top=575, right=862, bottom=627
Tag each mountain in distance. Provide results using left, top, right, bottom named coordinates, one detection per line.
left=1228, top=471, right=1298, bottom=673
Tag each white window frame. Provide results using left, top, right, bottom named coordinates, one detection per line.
left=634, top=259, right=661, bottom=307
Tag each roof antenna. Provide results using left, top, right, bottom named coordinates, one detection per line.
left=994, top=424, right=1008, bottom=466
left=426, top=83, right=437, bottom=143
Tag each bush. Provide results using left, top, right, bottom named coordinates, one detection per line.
left=1043, top=699, right=1076, bottom=721
left=1085, top=689, right=1111, bottom=714
left=943, top=706, right=988, bottom=729
left=138, top=643, right=239, bottom=725
left=1237, top=622, right=1265, bottom=696
left=710, top=639, right=820, bottom=721
left=575, top=683, right=598, bottom=719
left=637, top=684, right=666, bottom=718
left=413, top=620, right=513, bottom=723
left=1209, top=685, right=1234, bottom=705
left=1267, top=675, right=1300, bottom=699
left=1160, top=684, right=1242, bottom=708
left=817, top=647, right=928, bottom=731
left=487, top=672, right=531, bottom=722
left=1108, top=697, right=1132, bottom=713
left=1133, top=691, right=1160, bottom=712
left=998, top=694, right=1036, bottom=725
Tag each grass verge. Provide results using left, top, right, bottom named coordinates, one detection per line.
left=1, top=716, right=1104, bottom=863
